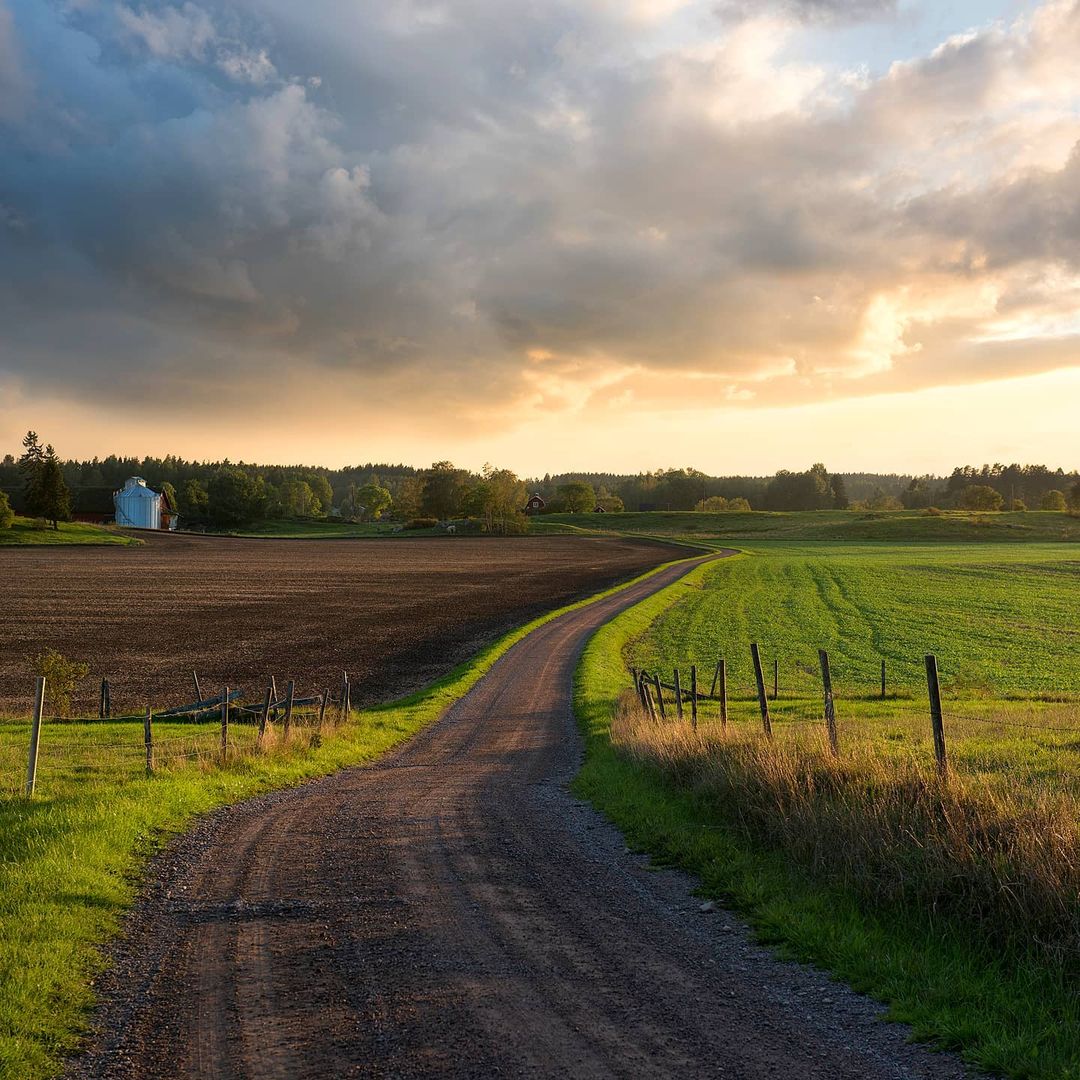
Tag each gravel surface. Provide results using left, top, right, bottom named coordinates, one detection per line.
left=69, top=554, right=978, bottom=1079
left=0, top=533, right=684, bottom=714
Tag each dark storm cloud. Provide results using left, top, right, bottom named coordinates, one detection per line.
left=1, top=0, right=1079, bottom=429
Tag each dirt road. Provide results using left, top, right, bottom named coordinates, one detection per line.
left=73, top=554, right=971, bottom=1079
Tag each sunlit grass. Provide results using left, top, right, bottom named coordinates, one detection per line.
left=574, top=552, right=1080, bottom=1079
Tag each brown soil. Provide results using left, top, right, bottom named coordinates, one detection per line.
left=0, top=533, right=685, bottom=715
left=70, top=554, right=974, bottom=1079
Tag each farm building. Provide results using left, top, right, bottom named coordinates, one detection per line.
left=113, top=477, right=177, bottom=531
left=524, top=493, right=546, bottom=515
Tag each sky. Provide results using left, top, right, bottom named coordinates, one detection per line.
left=1, top=0, right=1078, bottom=475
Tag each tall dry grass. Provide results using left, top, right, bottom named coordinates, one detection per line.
left=612, top=697, right=1080, bottom=968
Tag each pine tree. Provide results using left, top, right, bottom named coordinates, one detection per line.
left=37, top=445, right=72, bottom=529
left=18, top=431, right=46, bottom=517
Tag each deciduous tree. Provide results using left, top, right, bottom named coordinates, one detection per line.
left=558, top=480, right=595, bottom=513
left=959, top=485, right=1005, bottom=511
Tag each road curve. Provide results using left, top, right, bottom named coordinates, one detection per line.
left=73, top=553, right=971, bottom=1079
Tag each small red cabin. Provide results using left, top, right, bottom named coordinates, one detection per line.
left=524, top=493, right=546, bottom=515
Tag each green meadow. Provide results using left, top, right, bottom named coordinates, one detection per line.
left=574, top=541, right=1080, bottom=1078
left=0, top=519, right=140, bottom=546
left=535, top=508, right=1080, bottom=545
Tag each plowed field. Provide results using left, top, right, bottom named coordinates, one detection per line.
left=0, top=533, right=683, bottom=716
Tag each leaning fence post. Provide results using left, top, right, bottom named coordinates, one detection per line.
left=925, top=655, right=948, bottom=778
left=25, top=676, right=45, bottom=798
left=644, top=679, right=659, bottom=722
left=818, top=649, right=839, bottom=756
left=690, top=665, right=698, bottom=731
left=220, top=689, right=229, bottom=763
left=257, top=684, right=272, bottom=744
left=652, top=673, right=666, bottom=720
left=284, top=680, right=295, bottom=738
left=318, top=689, right=328, bottom=731
left=709, top=659, right=721, bottom=698
left=144, top=706, right=154, bottom=775
left=673, top=668, right=684, bottom=720
left=880, top=659, right=886, bottom=700
left=750, top=643, right=772, bottom=737
left=192, top=670, right=203, bottom=704
left=102, top=678, right=111, bottom=719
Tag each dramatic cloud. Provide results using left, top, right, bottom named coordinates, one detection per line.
left=1, top=0, right=1079, bottom=461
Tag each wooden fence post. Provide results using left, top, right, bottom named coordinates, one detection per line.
left=144, top=706, right=154, bottom=775
left=25, top=676, right=45, bottom=798
left=98, top=678, right=107, bottom=719
left=318, top=689, right=328, bottom=731
left=818, top=649, right=839, bottom=757
left=690, top=664, right=698, bottom=732
left=709, top=659, right=721, bottom=698
left=192, top=671, right=203, bottom=704
left=925, top=655, right=948, bottom=778
left=284, top=680, right=295, bottom=738
left=269, top=675, right=278, bottom=722
left=642, top=679, right=658, bottom=722
left=673, top=668, right=684, bottom=720
left=773, top=658, right=779, bottom=700
left=220, top=689, right=229, bottom=764
left=257, top=684, right=272, bottom=744
left=652, top=673, right=666, bottom=720
left=880, top=659, right=886, bottom=700
left=102, top=678, right=111, bottom=719
left=750, top=643, right=772, bottom=737
left=718, top=658, right=728, bottom=731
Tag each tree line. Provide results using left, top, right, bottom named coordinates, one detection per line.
left=1, top=439, right=1078, bottom=528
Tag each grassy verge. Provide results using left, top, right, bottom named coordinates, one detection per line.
left=538, top=508, right=1080, bottom=544
left=0, top=520, right=140, bottom=546
left=572, top=557, right=1080, bottom=1080
left=0, top=554, right=688, bottom=1080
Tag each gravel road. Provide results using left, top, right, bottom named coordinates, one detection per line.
left=71, top=553, right=975, bottom=1079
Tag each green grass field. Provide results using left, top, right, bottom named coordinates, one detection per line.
left=632, top=542, right=1080, bottom=697
left=0, top=519, right=140, bottom=546
left=573, top=544, right=1080, bottom=1079
left=534, top=508, right=1080, bottom=545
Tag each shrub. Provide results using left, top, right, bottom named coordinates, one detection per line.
left=0, top=491, right=13, bottom=529
left=32, top=649, right=90, bottom=717
left=404, top=517, right=439, bottom=530
left=923, top=506, right=943, bottom=516
left=1010, top=499, right=1027, bottom=512
left=1040, top=489, right=1067, bottom=511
